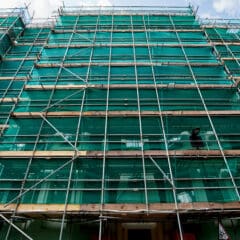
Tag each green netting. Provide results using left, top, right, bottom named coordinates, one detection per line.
left=56, top=14, right=199, bottom=30
left=40, top=46, right=217, bottom=64
left=28, top=64, right=230, bottom=85
left=1, top=116, right=240, bottom=152
left=0, top=78, right=25, bottom=123
left=206, top=27, right=240, bottom=42
left=5, top=45, right=42, bottom=58
left=0, top=157, right=239, bottom=204
left=0, top=16, right=21, bottom=27
left=0, top=60, right=34, bottom=77
left=0, top=33, right=11, bottom=56
left=0, top=12, right=240, bottom=208
left=173, top=158, right=238, bottom=202
left=16, top=88, right=240, bottom=113
left=48, top=31, right=207, bottom=45
left=0, top=80, right=24, bottom=97
left=16, top=28, right=50, bottom=44
left=0, top=16, right=25, bottom=66
left=0, top=159, right=28, bottom=203
left=223, top=60, right=240, bottom=76
left=0, top=16, right=24, bottom=40
left=216, top=45, right=240, bottom=58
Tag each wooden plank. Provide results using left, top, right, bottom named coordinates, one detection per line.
left=204, top=25, right=240, bottom=29
left=0, top=151, right=80, bottom=158
left=17, top=204, right=81, bottom=212
left=233, top=78, right=240, bottom=87
left=14, top=43, right=44, bottom=46
left=25, top=84, right=88, bottom=90
left=212, top=42, right=240, bottom=46
left=0, top=98, right=18, bottom=103
left=45, top=43, right=210, bottom=48
left=24, top=83, right=234, bottom=90
left=0, top=125, right=9, bottom=129
left=11, top=110, right=240, bottom=118
left=52, top=29, right=203, bottom=33
left=0, top=76, right=28, bottom=81
left=0, top=149, right=240, bottom=158
left=221, top=57, right=240, bottom=61
left=3, top=57, right=37, bottom=61
left=1, top=202, right=240, bottom=215
left=35, top=62, right=220, bottom=68
left=0, top=98, right=28, bottom=103
left=61, top=12, right=192, bottom=17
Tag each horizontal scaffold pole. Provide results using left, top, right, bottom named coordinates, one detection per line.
left=11, top=110, right=240, bottom=118
left=24, top=84, right=235, bottom=90
left=1, top=202, right=240, bottom=216
left=45, top=43, right=211, bottom=48
left=0, top=76, right=28, bottom=81
left=14, top=42, right=240, bottom=47
left=35, top=62, right=221, bottom=68
left=0, top=149, right=240, bottom=158
left=52, top=29, right=204, bottom=33
left=0, top=125, right=9, bottom=129
left=0, top=98, right=19, bottom=103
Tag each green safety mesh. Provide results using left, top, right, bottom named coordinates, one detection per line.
left=1, top=116, right=240, bottom=151
left=0, top=157, right=239, bottom=204
left=206, top=27, right=240, bottom=76
left=14, top=88, right=240, bottom=113
left=0, top=12, right=239, bottom=206
left=39, top=46, right=217, bottom=63
left=0, top=34, right=11, bottom=56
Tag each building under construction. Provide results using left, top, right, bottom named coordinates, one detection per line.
left=0, top=5, right=240, bottom=240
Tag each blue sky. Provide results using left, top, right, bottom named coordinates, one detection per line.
left=0, top=0, right=240, bottom=19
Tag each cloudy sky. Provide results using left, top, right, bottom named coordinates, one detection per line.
left=0, top=0, right=239, bottom=20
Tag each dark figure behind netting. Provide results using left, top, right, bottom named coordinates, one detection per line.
left=190, top=128, right=204, bottom=149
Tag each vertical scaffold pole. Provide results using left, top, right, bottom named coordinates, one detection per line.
left=99, top=13, right=112, bottom=240
left=131, top=15, right=149, bottom=213
left=142, top=15, right=184, bottom=240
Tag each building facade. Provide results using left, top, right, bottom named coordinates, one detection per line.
left=0, top=5, right=240, bottom=240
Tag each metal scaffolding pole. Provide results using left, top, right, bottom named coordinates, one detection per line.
left=149, top=156, right=174, bottom=188
left=59, top=90, right=86, bottom=240
left=143, top=15, right=183, bottom=240
left=0, top=214, right=33, bottom=240
left=41, top=88, right=86, bottom=112
left=131, top=15, right=149, bottom=213
left=99, top=13, right=112, bottom=240
left=62, top=66, right=87, bottom=83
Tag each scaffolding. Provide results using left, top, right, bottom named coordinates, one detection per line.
left=0, top=5, right=240, bottom=240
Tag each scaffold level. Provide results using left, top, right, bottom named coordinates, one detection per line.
left=0, top=5, right=240, bottom=240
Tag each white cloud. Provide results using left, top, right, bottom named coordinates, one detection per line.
left=0, top=0, right=112, bottom=19
left=213, top=0, right=240, bottom=16
left=0, top=0, right=239, bottom=19
left=97, top=0, right=112, bottom=6
left=0, top=0, right=25, bottom=8
left=67, top=0, right=112, bottom=7
left=31, top=0, right=61, bottom=18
